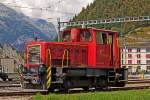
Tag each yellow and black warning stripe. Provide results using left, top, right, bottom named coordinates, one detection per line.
left=46, top=66, right=51, bottom=89
left=46, top=49, right=52, bottom=89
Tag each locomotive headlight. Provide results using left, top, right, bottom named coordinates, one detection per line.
left=39, top=64, right=44, bottom=68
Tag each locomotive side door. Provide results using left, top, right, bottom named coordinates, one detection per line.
left=95, top=31, right=113, bottom=67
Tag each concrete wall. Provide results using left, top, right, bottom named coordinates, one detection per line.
left=0, top=58, right=16, bottom=73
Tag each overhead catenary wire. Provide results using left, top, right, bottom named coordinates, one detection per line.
left=60, top=16, right=150, bottom=27
left=47, top=0, right=65, bottom=8
left=1, top=2, right=149, bottom=28
left=0, top=0, right=87, bottom=23
left=2, top=2, right=75, bottom=15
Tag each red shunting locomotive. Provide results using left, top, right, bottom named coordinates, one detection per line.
left=23, top=28, right=128, bottom=91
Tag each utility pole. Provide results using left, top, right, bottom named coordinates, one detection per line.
left=57, top=17, right=60, bottom=42
left=121, top=32, right=127, bottom=69
left=124, top=35, right=127, bottom=69
left=121, top=32, right=126, bottom=68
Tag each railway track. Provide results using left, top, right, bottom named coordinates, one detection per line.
left=128, top=79, right=150, bottom=84
left=55, top=85, right=150, bottom=94
left=108, top=86, right=150, bottom=91
left=0, top=79, right=148, bottom=88
left=0, top=84, right=21, bottom=88
left=0, top=85, right=149, bottom=96
left=0, top=81, right=21, bottom=88
left=0, top=90, right=48, bottom=96
left=0, top=80, right=20, bottom=84
left=0, top=79, right=149, bottom=96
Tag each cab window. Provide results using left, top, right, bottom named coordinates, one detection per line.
left=96, top=31, right=113, bottom=45
left=62, top=33, right=71, bottom=42
left=82, top=31, right=92, bottom=42
left=96, top=31, right=107, bottom=44
left=28, top=45, right=40, bottom=64
left=108, top=34, right=113, bottom=44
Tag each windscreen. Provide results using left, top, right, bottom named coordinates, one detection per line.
left=28, top=45, right=40, bottom=64
left=82, top=31, right=92, bottom=42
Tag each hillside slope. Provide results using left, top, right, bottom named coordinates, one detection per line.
left=119, top=26, right=150, bottom=46
left=0, top=3, right=57, bottom=50
left=73, top=0, right=150, bottom=35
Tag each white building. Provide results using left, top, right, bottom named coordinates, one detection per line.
left=121, top=45, right=150, bottom=74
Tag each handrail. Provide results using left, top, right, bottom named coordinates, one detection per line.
left=62, top=49, right=69, bottom=68
left=47, top=49, right=52, bottom=67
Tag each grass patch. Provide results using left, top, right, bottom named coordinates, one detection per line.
left=33, top=89, right=150, bottom=100
left=119, top=26, right=150, bottom=46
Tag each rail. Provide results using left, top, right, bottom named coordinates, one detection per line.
left=0, top=90, right=48, bottom=96
left=0, top=81, right=149, bottom=96
left=0, top=86, right=149, bottom=96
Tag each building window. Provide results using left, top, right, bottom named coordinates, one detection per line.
left=137, top=60, right=141, bottom=64
left=137, top=48, right=141, bottom=52
left=128, top=60, right=132, bottom=64
left=147, top=66, right=150, bottom=72
left=146, top=48, right=150, bottom=52
left=121, top=60, right=124, bottom=64
left=128, top=54, right=132, bottom=58
left=128, top=66, right=132, bottom=74
left=128, top=48, right=132, bottom=52
left=136, top=66, right=141, bottom=74
left=146, top=60, right=150, bottom=64
left=122, top=54, right=123, bottom=59
left=146, top=54, right=150, bottom=58
left=137, top=54, right=141, bottom=58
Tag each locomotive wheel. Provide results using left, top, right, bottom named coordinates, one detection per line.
left=82, top=87, right=89, bottom=91
left=2, top=78, right=6, bottom=81
left=48, top=87, right=55, bottom=92
left=8, top=78, right=12, bottom=81
left=23, top=83, right=44, bottom=89
left=116, top=82, right=126, bottom=87
left=95, top=86, right=103, bottom=91
left=41, top=83, right=47, bottom=90
left=59, top=87, right=69, bottom=93
left=95, top=78, right=107, bottom=90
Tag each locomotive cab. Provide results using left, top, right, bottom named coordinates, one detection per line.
left=61, top=28, right=120, bottom=68
left=62, top=28, right=92, bottom=42
left=23, top=28, right=128, bottom=90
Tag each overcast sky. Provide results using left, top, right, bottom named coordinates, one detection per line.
left=1, top=0, right=94, bottom=23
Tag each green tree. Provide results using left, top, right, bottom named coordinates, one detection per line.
left=73, top=0, right=150, bottom=34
